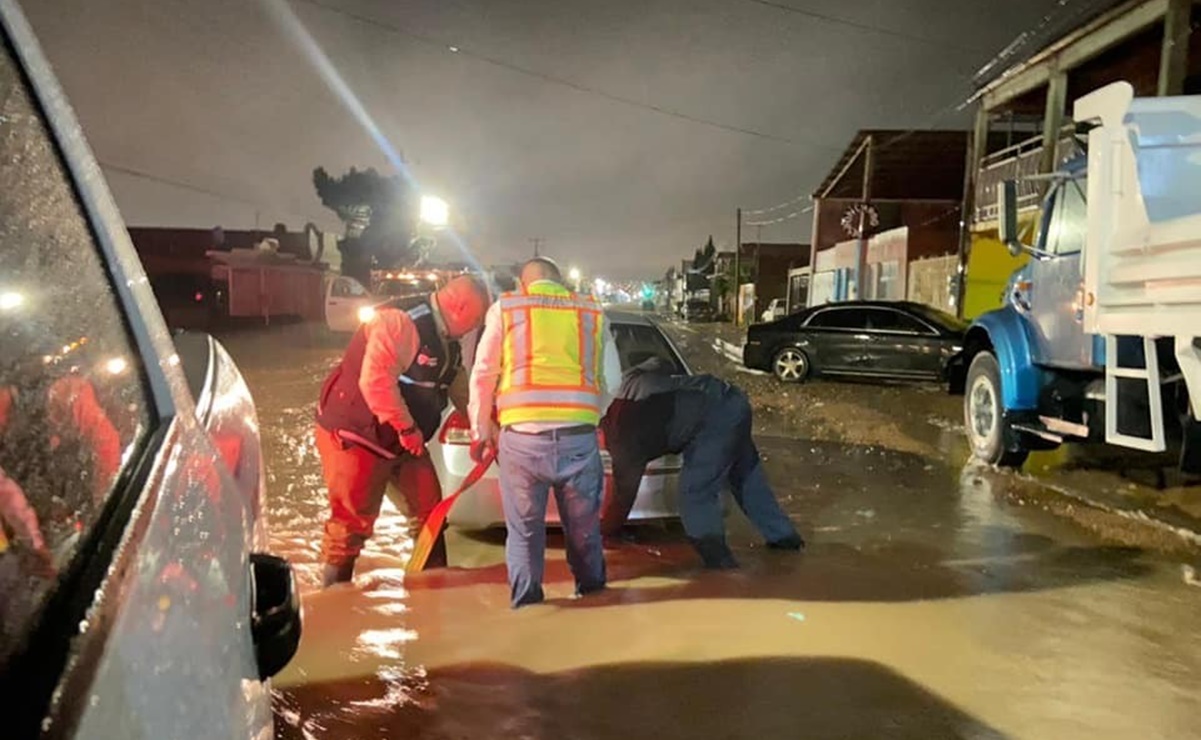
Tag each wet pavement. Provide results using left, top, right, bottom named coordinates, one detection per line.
left=218, top=319, right=1201, bottom=740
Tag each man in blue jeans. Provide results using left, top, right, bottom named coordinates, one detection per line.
left=468, top=258, right=622, bottom=607
left=600, top=357, right=803, bottom=568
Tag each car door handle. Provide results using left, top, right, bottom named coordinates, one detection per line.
left=854, top=333, right=872, bottom=341
left=249, top=553, right=302, bottom=681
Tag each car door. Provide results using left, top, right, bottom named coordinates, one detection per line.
left=1027, top=176, right=1091, bottom=368
left=802, top=307, right=872, bottom=374
left=0, top=8, right=279, bottom=736
left=863, top=307, right=944, bottom=378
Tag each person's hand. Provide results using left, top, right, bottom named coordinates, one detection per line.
left=469, top=438, right=496, bottom=464
left=397, top=425, right=426, bottom=457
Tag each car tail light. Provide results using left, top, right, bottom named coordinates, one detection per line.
left=440, top=410, right=472, bottom=445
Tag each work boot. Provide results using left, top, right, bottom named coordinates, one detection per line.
left=766, top=534, right=805, bottom=551
left=691, top=536, right=738, bottom=569
left=322, top=560, right=355, bottom=588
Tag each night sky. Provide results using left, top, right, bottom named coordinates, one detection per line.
left=27, top=0, right=1084, bottom=277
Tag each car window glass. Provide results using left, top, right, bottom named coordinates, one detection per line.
left=610, top=323, right=686, bottom=374
left=331, top=279, right=351, bottom=298
left=1046, top=177, right=1087, bottom=255
left=806, top=308, right=867, bottom=330
left=867, top=309, right=932, bottom=334
left=0, top=40, right=152, bottom=669
left=346, top=278, right=368, bottom=297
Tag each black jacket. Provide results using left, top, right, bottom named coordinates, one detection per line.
left=316, top=300, right=460, bottom=457
left=600, top=358, right=728, bottom=529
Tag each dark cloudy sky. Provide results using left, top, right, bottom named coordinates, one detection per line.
left=26, top=0, right=1072, bottom=278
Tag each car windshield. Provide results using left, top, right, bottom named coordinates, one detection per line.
left=908, top=304, right=969, bottom=332
left=610, top=322, right=687, bottom=374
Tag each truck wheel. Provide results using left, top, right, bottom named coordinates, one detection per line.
left=773, top=347, right=809, bottom=383
left=964, top=352, right=1029, bottom=468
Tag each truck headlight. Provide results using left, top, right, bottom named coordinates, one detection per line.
left=358, top=305, right=376, bottom=323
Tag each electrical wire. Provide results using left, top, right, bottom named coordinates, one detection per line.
left=743, top=204, right=813, bottom=227
left=738, top=0, right=1176, bottom=226
left=99, top=160, right=326, bottom=225
left=294, top=0, right=841, bottom=150
left=737, top=0, right=978, bottom=54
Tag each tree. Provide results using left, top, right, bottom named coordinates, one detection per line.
left=312, top=166, right=418, bottom=283
left=692, top=235, right=717, bottom=274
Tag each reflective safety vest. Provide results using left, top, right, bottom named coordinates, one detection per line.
left=497, top=281, right=604, bottom=427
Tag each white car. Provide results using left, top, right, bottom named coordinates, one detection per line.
left=761, top=298, right=786, bottom=323
left=429, top=312, right=689, bottom=528
left=0, top=3, right=297, bottom=735
left=323, top=274, right=375, bottom=333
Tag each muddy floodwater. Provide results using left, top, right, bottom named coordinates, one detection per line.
left=218, top=323, right=1201, bottom=740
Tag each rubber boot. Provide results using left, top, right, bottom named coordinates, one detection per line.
left=322, top=560, right=355, bottom=588
left=691, top=536, right=738, bottom=569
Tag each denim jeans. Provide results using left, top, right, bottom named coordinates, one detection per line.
left=678, top=386, right=799, bottom=567
left=498, top=428, right=606, bottom=607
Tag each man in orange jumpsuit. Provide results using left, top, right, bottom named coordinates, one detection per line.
left=315, top=275, right=489, bottom=586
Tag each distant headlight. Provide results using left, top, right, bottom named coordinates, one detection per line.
left=358, top=305, right=376, bottom=323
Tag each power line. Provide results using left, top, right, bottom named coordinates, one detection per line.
left=740, top=0, right=1124, bottom=223
left=744, top=204, right=813, bottom=227
left=98, top=160, right=324, bottom=225
left=293, top=0, right=841, bottom=151
left=743, top=191, right=808, bottom=216
left=738, top=0, right=977, bottom=54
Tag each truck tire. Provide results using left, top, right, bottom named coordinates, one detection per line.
left=964, top=352, right=1029, bottom=468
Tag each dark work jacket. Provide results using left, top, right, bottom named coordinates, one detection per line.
left=600, top=358, right=729, bottom=526
left=316, top=300, right=461, bottom=457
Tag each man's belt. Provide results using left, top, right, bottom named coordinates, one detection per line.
left=504, top=424, right=596, bottom=438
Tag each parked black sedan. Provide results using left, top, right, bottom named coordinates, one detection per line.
left=743, top=301, right=967, bottom=384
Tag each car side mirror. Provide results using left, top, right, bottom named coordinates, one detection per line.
left=998, top=180, right=1027, bottom=257
left=249, top=553, right=302, bottom=681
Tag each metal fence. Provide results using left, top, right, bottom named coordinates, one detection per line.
left=974, top=128, right=1084, bottom=224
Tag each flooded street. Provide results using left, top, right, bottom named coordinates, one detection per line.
left=220, top=321, right=1201, bottom=740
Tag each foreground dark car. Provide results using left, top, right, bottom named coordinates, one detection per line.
left=743, top=301, right=967, bottom=384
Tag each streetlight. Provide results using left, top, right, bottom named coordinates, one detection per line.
left=568, top=267, right=582, bottom=292
left=0, top=291, right=24, bottom=311
left=419, top=195, right=449, bottom=228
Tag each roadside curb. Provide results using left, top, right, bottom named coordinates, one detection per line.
left=1023, top=474, right=1201, bottom=553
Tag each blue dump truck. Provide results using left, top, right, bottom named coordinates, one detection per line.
left=959, top=82, right=1201, bottom=473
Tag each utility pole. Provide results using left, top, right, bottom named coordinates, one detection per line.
left=855, top=135, right=874, bottom=300
left=734, top=208, right=742, bottom=327
left=755, top=224, right=763, bottom=319
left=529, top=237, right=544, bottom=258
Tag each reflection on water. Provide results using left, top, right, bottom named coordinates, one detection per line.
left=218, top=327, right=1201, bottom=740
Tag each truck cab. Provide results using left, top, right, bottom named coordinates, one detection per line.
left=961, top=82, right=1201, bottom=472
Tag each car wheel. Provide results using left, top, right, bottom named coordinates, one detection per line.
left=964, top=352, right=1028, bottom=468
left=772, top=347, right=809, bottom=383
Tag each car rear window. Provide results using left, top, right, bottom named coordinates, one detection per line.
left=610, top=322, right=687, bottom=374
